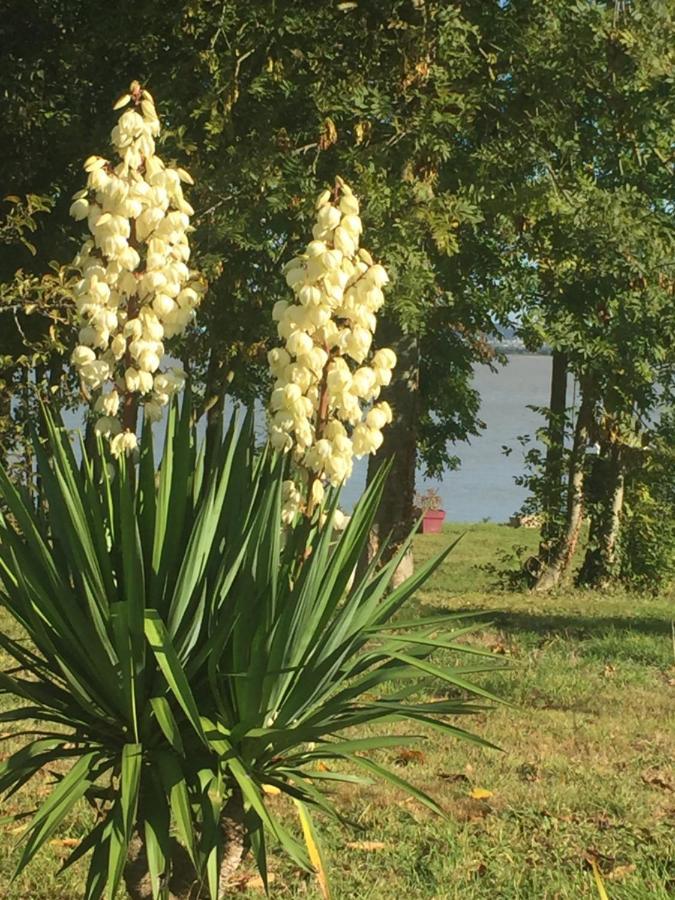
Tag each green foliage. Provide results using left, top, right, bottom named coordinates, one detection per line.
left=618, top=410, right=675, bottom=593
left=0, top=195, right=76, bottom=479
left=0, top=398, right=501, bottom=897
left=0, top=1, right=510, bottom=470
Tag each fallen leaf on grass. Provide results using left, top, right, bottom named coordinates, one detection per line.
left=346, top=841, right=387, bottom=851
left=437, top=772, right=470, bottom=784
left=516, top=763, right=539, bottom=782
left=231, top=873, right=277, bottom=893
left=394, top=749, right=425, bottom=767
left=641, top=769, right=673, bottom=792
left=468, top=788, right=493, bottom=800
left=607, top=864, right=637, bottom=882
left=50, top=838, right=79, bottom=848
left=466, top=859, right=487, bottom=879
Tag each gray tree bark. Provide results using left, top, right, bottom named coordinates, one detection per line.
left=577, top=440, right=625, bottom=587
left=537, top=351, right=568, bottom=555
left=124, top=789, right=246, bottom=900
left=533, top=379, right=595, bottom=592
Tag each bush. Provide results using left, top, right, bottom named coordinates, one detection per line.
left=618, top=412, right=675, bottom=593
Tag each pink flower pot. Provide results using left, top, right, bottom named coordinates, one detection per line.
left=422, top=509, right=446, bottom=534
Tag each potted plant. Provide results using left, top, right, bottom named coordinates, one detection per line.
left=415, top=487, right=447, bottom=534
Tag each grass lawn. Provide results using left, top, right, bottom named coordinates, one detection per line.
left=1, top=524, right=673, bottom=898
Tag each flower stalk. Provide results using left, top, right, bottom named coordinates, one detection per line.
left=268, top=178, right=396, bottom=520
left=68, top=81, right=204, bottom=455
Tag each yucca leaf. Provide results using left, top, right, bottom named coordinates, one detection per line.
left=111, top=603, right=139, bottom=740
left=142, top=771, right=171, bottom=900
left=0, top=738, right=80, bottom=795
left=137, top=418, right=158, bottom=580
left=197, top=770, right=221, bottom=900
left=351, top=756, right=446, bottom=817
left=57, top=817, right=108, bottom=875
left=149, top=696, right=185, bottom=754
left=84, top=818, right=113, bottom=900
left=387, top=651, right=508, bottom=706
left=144, top=611, right=208, bottom=746
left=372, top=610, right=494, bottom=631
left=375, top=628, right=502, bottom=660
left=156, top=751, right=197, bottom=865
left=225, top=756, right=310, bottom=870
left=106, top=743, right=142, bottom=899
left=116, top=454, right=146, bottom=666
left=395, top=712, right=502, bottom=751
left=14, top=751, right=103, bottom=876
left=245, top=810, right=268, bottom=894
left=294, top=799, right=331, bottom=899
left=295, top=734, right=424, bottom=760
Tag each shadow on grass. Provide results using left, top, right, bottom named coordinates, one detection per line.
left=418, top=606, right=672, bottom=640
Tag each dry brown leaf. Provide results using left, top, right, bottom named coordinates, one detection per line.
left=607, top=864, right=637, bottom=882
left=50, top=838, right=79, bottom=848
left=346, top=841, right=387, bottom=851
left=437, top=772, right=470, bottom=784
left=641, top=769, right=673, bottom=792
left=394, top=749, right=425, bottom=767
left=231, top=872, right=277, bottom=893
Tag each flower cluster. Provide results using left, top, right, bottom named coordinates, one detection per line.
left=68, top=82, right=203, bottom=455
left=268, top=178, right=396, bottom=520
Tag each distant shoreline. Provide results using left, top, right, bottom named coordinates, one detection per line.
left=494, top=344, right=551, bottom=356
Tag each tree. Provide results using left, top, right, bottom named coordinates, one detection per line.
left=486, top=0, right=675, bottom=589
left=0, top=194, right=75, bottom=479
left=1, top=2, right=511, bottom=537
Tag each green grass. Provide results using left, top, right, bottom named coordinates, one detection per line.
left=1, top=524, right=674, bottom=898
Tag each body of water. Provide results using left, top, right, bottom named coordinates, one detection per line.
left=62, top=353, right=572, bottom=524
left=342, top=353, right=577, bottom=523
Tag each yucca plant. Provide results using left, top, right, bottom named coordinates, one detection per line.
left=0, top=398, right=501, bottom=899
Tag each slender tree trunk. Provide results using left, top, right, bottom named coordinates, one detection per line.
left=577, top=441, right=625, bottom=587
left=537, top=351, right=568, bottom=556
left=364, top=321, right=419, bottom=587
left=533, top=379, right=594, bottom=592
left=124, top=789, right=246, bottom=900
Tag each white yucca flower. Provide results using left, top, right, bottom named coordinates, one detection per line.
left=69, top=81, right=204, bottom=454
left=268, top=178, right=396, bottom=520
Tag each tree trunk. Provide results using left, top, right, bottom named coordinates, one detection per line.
left=533, top=380, right=594, bottom=592
left=364, top=322, right=420, bottom=587
left=124, top=789, right=246, bottom=900
left=537, top=351, right=568, bottom=555
left=577, top=441, right=625, bottom=587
